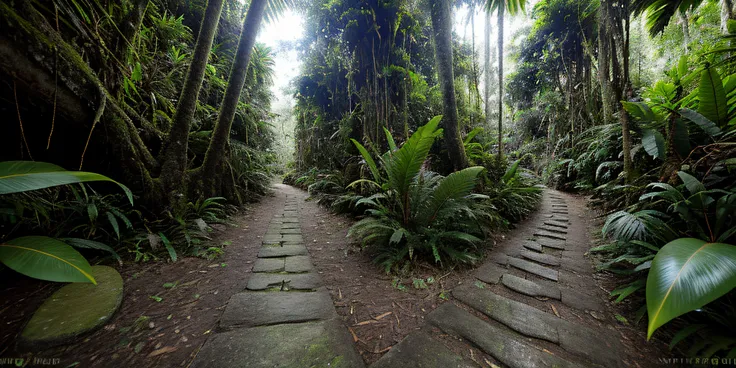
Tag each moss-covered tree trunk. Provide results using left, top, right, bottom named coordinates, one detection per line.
left=158, top=0, right=224, bottom=200
left=196, top=0, right=268, bottom=194
left=430, top=0, right=469, bottom=171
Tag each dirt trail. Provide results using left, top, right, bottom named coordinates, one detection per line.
left=1, top=184, right=670, bottom=367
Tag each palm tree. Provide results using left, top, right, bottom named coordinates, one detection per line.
left=484, top=0, right=526, bottom=162
left=631, top=0, right=703, bottom=36
left=429, top=0, right=469, bottom=171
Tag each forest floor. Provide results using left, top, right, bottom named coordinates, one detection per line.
left=0, top=183, right=672, bottom=367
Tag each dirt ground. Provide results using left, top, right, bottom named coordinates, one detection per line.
left=0, top=185, right=671, bottom=367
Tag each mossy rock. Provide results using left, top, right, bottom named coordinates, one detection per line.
left=20, top=266, right=123, bottom=347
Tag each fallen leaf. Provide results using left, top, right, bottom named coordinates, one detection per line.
left=148, top=346, right=177, bottom=357
left=550, top=304, right=560, bottom=318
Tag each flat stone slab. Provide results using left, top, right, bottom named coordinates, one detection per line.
left=520, top=249, right=561, bottom=266
left=544, top=221, right=568, bottom=229
left=560, top=288, right=605, bottom=312
left=252, top=258, right=285, bottom=273
left=522, top=240, right=543, bottom=252
left=534, top=230, right=566, bottom=241
left=280, top=222, right=301, bottom=229
left=453, top=286, right=559, bottom=342
left=258, top=245, right=308, bottom=258
left=220, top=291, right=336, bottom=329
left=552, top=210, right=569, bottom=215
left=537, top=225, right=567, bottom=234
left=557, top=320, right=627, bottom=368
left=508, top=257, right=559, bottom=281
left=246, top=273, right=321, bottom=291
left=279, top=228, right=302, bottom=235
left=191, top=319, right=364, bottom=368
left=20, top=266, right=123, bottom=347
left=371, top=331, right=476, bottom=368
left=281, top=234, right=303, bottom=243
left=501, top=274, right=561, bottom=299
left=474, top=262, right=505, bottom=284
left=285, top=255, right=314, bottom=273
left=536, top=237, right=566, bottom=250
left=427, top=304, right=584, bottom=368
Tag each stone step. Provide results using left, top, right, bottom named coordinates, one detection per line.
left=252, top=258, right=285, bottom=273
left=220, top=291, right=336, bottom=329
left=508, top=257, right=559, bottom=281
left=427, top=303, right=585, bottom=368
left=453, top=285, right=559, bottom=343
left=545, top=215, right=570, bottom=222
left=501, top=273, right=561, bottom=299
left=246, top=273, right=321, bottom=291
left=474, top=262, right=505, bottom=284
left=285, top=255, right=314, bottom=273
left=534, top=230, right=566, bottom=241
left=258, top=245, right=308, bottom=258
left=370, top=332, right=476, bottom=368
left=452, top=287, right=623, bottom=367
left=522, top=240, right=543, bottom=252
left=536, top=237, right=566, bottom=250
left=543, top=221, right=568, bottom=229
left=537, top=225, right=568, bottom=234
left=552, top=210, right=569, bottom=215
left=520, top=249, right=561, bottom=266
left=191, top=319, right=364, bottom=368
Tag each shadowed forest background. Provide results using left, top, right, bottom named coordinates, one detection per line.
left=1, top=0, right=736, bottom=364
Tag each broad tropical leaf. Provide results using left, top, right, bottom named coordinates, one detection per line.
left=0, top=161, right=133, bottom=204
left=698, top=67, right=728, bottom=127
left=679, top=108, right=721, bottom=137
left=646, top=238, right=736, bottom=339
left=0, top=236, right=96, bottom=284
left=642, top=129, right=666, bottom=160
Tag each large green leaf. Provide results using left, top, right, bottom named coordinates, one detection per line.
left=386, top=116, right=443, bottom=203
left=424, top=166, right=484, bottom=225
left=0, top=161, right=133, bottom=205
left=647, top=238, right=736, bottom=339
left=0, top=236, right=96, bottom=284
left=679, top=109, right=721, bottom=137
left=642, top=129, right=666, bottom=160
left=350, top=140, right=382, bottom=184
left=698, top=67, right=728, bottom=127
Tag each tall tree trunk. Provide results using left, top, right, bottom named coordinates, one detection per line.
left=430, top=0, right=469, bottom=171
left=620, top=5, right=633, bottom=183
left=484, top=10, right=492, bottom=128
left=497, top=1, right=505, bottom=161
left=197, top=0, right=268, bottom=194
left=158, top=0, right=224, bottom=200
left=679, top=10, right=690, bottom=51
left=597, top=0, right=613, bottom=124
left=722, top=0, right=734, bottom=34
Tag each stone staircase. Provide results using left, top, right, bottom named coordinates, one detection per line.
left=371, top=190, right=628, bottom=368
